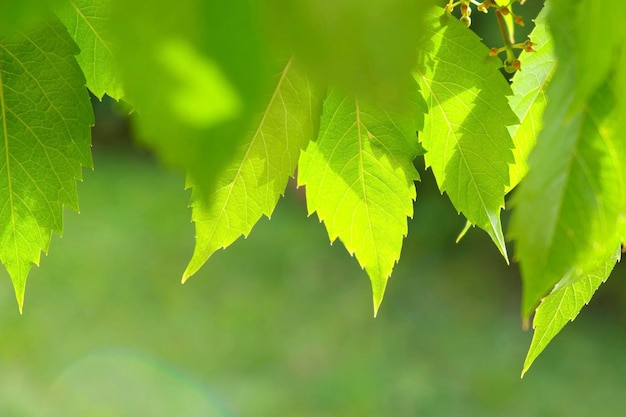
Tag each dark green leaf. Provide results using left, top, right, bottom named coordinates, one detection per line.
left=110, top=0, right=272, bottom=196
left=266, top=0, right=429, bottom=106
left=0, top=0, right=62, bottom=34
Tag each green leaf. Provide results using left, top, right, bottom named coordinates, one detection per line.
left=298, top=86, right=425, bottom=316
left=183, top=59, right=322, bottom=280
left=522, top=250, right=620, bottom=377
left=506, top=7, right=556, bottom=192
left=0, top=0, right=63, bottom=34
left=548, top=0, right=623, bottom=109
left=0, top=17, right=93, bottom=311
left=510, top=71, right=626, bottom=317
left=54, top=0, right=124, bottom=100
left=414, top=8, right=517, bottom=260
left=110, top=0, right=271, bottom=196
left=267, top=0, right=429, bottom=106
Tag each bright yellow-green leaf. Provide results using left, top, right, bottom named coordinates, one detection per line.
left=506, top=7, right=556, bottom=192
left=298, top=86, right=425, bottom=316
left=0, top=17, right=93, bottom=311
left=54, top=0, right=124, bottom=100
left=415, top=7, right=518, bottom=260
left=522, top=250, right=620, bottom=377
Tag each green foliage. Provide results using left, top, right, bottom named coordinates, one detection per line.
left=267, top=0, right=430, bottom=106
left=1, top=0, right=625, bottom=378
left=184, top=59, right=322, bottom=280
left=53, top=0, right=123, bottom=100
left=506, top=8, right=555, bottom=192
left=522, top=250, right=620, bottom=377
left=0, top=16, right=93, bottom=312
left=511, top=0, right=626, bottom=318
left=108, top=0, right=272, bottom=196
left=0, top=0, right=62, bottom=34
left=298, top=86, right=424, bottom=315
left=415, top=8, right=517, bottom=260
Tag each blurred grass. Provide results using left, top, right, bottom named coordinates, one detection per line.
left=0, top=150, right=625, bottom=416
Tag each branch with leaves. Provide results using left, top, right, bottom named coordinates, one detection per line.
left=0, top=0, right=624, bottom=376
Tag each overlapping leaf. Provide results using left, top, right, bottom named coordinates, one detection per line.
left=548, top=0, right=622, bottom=109
left=267, top=0, right=431, bottom=106
left=511, top=0, right=626, bottom=318
left=506, top=7, right=555, bottom=192
left=183, top=60, right=321, bottom=280
left=298, top=86, right=425, bottom=315
left=415, top=8, right=518, bottom=259
left=0, top=17, right=93, bottom=311
left=522, top=250, right=620, bottom=377
left=109, top=0, right=272, bottom=196
left=54, top=0, right=123, bottom=100
left=510, top=73, right=626, bottom=317
left=0, top=0, right=62, bottom=34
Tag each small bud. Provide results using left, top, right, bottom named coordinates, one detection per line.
left=444, top=3, right=454, bottom=13
left=477, top=1, right=489, bottom=12
left=514, top=15, right=525, bottom=26
left=504, top=58, right=521, bottom=73
left=499, top=6, right=510, bottom=15
left=489, top=47, right=499, bottom=56
left=461, top=3, right=471, bottom=16
left=524, top=40, right=536, bottom=53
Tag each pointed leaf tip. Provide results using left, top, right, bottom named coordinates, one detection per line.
left=416, top=7, right=516, bottom=260
left=487, top=211, right=509, bottom=264
left=372, top=278, right=388, bottom=318
left=298, top=87, right=423, bottom=325
left=521, top=254, right=618, bottom=376
left=184, top=61, right=321, bottom=279
left=0, top=18, right=92, bottom=312
left=16, top=289, right=24, bottom=315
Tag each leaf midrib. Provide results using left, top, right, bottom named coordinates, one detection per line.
left=0, top=63, right=19, bottom=267
left=197, top=59, right=293, bottom=251
left=416, top=67, right=492, bottom=227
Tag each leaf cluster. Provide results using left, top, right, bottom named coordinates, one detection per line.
left=0, top=0, right=624, bottom=374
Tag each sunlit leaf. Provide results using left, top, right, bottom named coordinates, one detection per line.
left=415, top=7, right=517, bottom=260
left=522, top=250, right=620, bottom=377
left=184, top=59, right=322, bottom=280
left=0, top=17, right=93, bottom=311
left=298, top=85, right=425, bottom=315
left=506, top=7, right=556, bottom=192
left=54, top=0, right=124, bottom=100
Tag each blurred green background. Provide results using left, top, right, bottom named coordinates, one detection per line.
left=0, top=92, right=626, bottom=416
